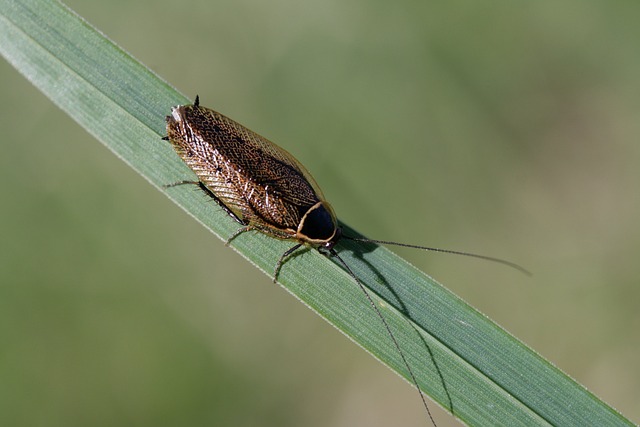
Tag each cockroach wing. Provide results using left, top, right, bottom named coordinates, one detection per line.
left=166, top=103, right=328, bottom=238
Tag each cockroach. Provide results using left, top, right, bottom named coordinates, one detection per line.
left=163, top=95, right=529, bottom=426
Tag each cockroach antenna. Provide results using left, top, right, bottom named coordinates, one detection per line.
left=343, top=235, right=531, bottom=276
left=164, top=96, right=530, bottom=426
left=328, top=247, right=439, bottom=426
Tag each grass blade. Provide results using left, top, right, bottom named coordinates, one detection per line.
left=0, top=0, right=633, bottom=425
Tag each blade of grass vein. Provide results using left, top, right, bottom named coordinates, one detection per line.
left=279, top=243, right=551, bottom=426
left=333, top=228, right=632, bottom=426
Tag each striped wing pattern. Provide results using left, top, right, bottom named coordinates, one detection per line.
left=166, top=104, right=324, bottom=236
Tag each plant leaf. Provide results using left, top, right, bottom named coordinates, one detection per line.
left=0, top=0, right=633, bottom=425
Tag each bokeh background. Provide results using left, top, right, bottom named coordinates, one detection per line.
left=1, top=1, right=639, bottom=426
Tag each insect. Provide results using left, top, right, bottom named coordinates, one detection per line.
left=163, top=95, right=529, bottom=426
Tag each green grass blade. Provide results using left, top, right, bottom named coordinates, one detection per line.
left=0, top=0, right=633, bottom=425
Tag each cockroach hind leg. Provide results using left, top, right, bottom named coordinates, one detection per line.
left=192, top=182, right=246, bottom=226
left=162, top=180, right=200, bottom=189
left=225, top=226, right=253, bottom=247
left=273, top=243, right=303, bottom=283
left=164, top=180, right=246, bottom=226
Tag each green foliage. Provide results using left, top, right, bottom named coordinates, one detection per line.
left=0, top=0, right=635, bottom=425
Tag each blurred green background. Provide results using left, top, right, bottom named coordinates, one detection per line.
left=1, top=0, right=639, bottom=426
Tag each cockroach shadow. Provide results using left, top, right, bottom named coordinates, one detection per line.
left=330, top=222, right=455, bottom=415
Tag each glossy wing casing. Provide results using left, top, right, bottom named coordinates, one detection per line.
left=165, top=102, right=335, bottom=242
